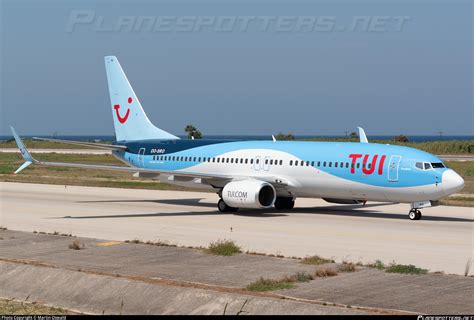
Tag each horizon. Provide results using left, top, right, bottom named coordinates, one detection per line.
left=1, top=0, right=472, bottom=136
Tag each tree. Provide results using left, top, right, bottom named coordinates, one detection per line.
left=184, top=124, right=202, bottom=139
left=274, top=132, right=295, bottom=141
left=349, top=132, right=359, bottom=140
left=394, top=134, right=409, bottom=143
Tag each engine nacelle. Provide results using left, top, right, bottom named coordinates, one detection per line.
left=323, top=198, right=365, bottom=205
left=222, top=180, right=276, bottom=209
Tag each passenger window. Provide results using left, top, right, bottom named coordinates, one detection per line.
left=212, top=158, right=215, bottom=162
left=356, top=163, right=360, bottom=169
left=305, top=161, right=309, bottom=166
left=346, top=163, right=349, bottom=168
left=368, top=163, right=371, bottom=169
left=300, top=160, right=304, bottom=166
left=250, top=159, right=254, bottom=164
left=270, top=159, right=273, bottom=165
left=240, top=159, right=243, bottom=164
left=256, top=159, right=259, bottom=164
left=329, top=162, right=332, bottom=167
left=323, top=161, right=326, bottom=167
left=317, top=161, right=320, bottom=167
left=245, top=159, right=248, bottom=164
left=290, top=160, right=293, bottom=166
left=335, top=162, right=338, bottom=168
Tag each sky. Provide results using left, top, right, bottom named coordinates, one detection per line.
left=0, top=0, right=472, bottom=136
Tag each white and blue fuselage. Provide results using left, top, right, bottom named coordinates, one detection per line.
left=115, top=139, right=463, bottom=204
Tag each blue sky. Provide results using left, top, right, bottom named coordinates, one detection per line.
left=1, top=0, right=472, bottom=136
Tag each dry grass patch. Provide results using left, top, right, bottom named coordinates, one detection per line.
left=68, top=240, right=85, bottom=250
left=300, top=255, right=335, bottom=265
left=314, top=268, right=338, bottom=277
left=246, top=277, right=295, bottom=292
left=338, top=262, right=357, bottom=272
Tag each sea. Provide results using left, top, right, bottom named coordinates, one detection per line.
left=1, top=135, right=473, bottom=142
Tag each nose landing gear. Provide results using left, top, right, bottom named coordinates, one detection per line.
left=408, top=209, right=422, bottom=220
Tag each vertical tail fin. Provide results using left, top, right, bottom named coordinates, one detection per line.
left=104, top=56, right=179, bottom=141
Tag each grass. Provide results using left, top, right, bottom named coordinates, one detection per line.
left=338, top=262, right=356, bottom=272
left=368, top=260, right=386, bottom=270
left=246, top=271, right=316, bottom=292
left=0, top=298, right=71, bottom=315
left=68, top=240, right=85, bottom=250
left=300, top=255, right=335, bottom=265
left=246, top=277, right=295, bottom=292
left=206, top=239, right=241, bottom=256
left=367, top=260, right=428, bottom=274
left=385, top=264, right=428, bottom=274
left=314, top=268, right=338, bottom=277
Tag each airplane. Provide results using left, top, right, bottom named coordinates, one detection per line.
left=10, top=56, right=465, bottom=221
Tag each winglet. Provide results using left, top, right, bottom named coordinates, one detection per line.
left=10, top=126, right=36, bottom=174
left=358, top=127, right=368, bottom=143
left=272, top=135, right=276, bottom=142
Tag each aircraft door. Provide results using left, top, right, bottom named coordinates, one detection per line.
left=263, top=156, right=270, bottom=171
left=253, top=156, right=261, bottom=171
left=138, top=148, right=146, bottom=167
left=387, top=155, right=402, bottom=182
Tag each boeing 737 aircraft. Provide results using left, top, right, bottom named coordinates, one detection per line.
left=11, top=56, right=465, bottom=220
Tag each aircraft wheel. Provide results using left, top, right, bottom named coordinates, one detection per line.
left=408, top=209, right=417, bottom=221
left=415, top=210, right=422, bottom=220
left=217, top=199, right=237, bottom=213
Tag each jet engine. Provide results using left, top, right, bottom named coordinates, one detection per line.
left=222, top=180, right=276, bottom=209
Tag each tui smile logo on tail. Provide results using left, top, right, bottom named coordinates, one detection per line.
left=114, top=97, right=132, bottom=124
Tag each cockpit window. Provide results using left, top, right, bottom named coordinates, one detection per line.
left=423, top=162, right=432, bottom=170
left=431, top=162, right=445, bottom=168
left=415, top=162, right=423, bottom=170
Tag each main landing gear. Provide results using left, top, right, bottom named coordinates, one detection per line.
left=408, top=208, right=422, bottom=221
left=217, top=199, right=238, bottom=213
left=274, top=197, right=295, bottom=210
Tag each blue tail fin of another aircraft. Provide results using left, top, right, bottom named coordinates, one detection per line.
left=104, top=56, right=179, bottom=142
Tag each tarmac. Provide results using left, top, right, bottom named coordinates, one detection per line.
left=1, top=182, right=472, bottom=275
left=1, top=229, right=472, bottom=314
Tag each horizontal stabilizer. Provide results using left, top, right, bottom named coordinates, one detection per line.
left=10, top=126, right=37, bottom=174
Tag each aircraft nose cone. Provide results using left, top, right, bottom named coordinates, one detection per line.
left=442, top=169, right=464, bottom=195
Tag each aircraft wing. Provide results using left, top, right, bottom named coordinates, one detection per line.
left=12, top=127, right=232, bottom=181
left=33, top=137, right=127, bottom=150
left=13, top=127, right=292, bottom=189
